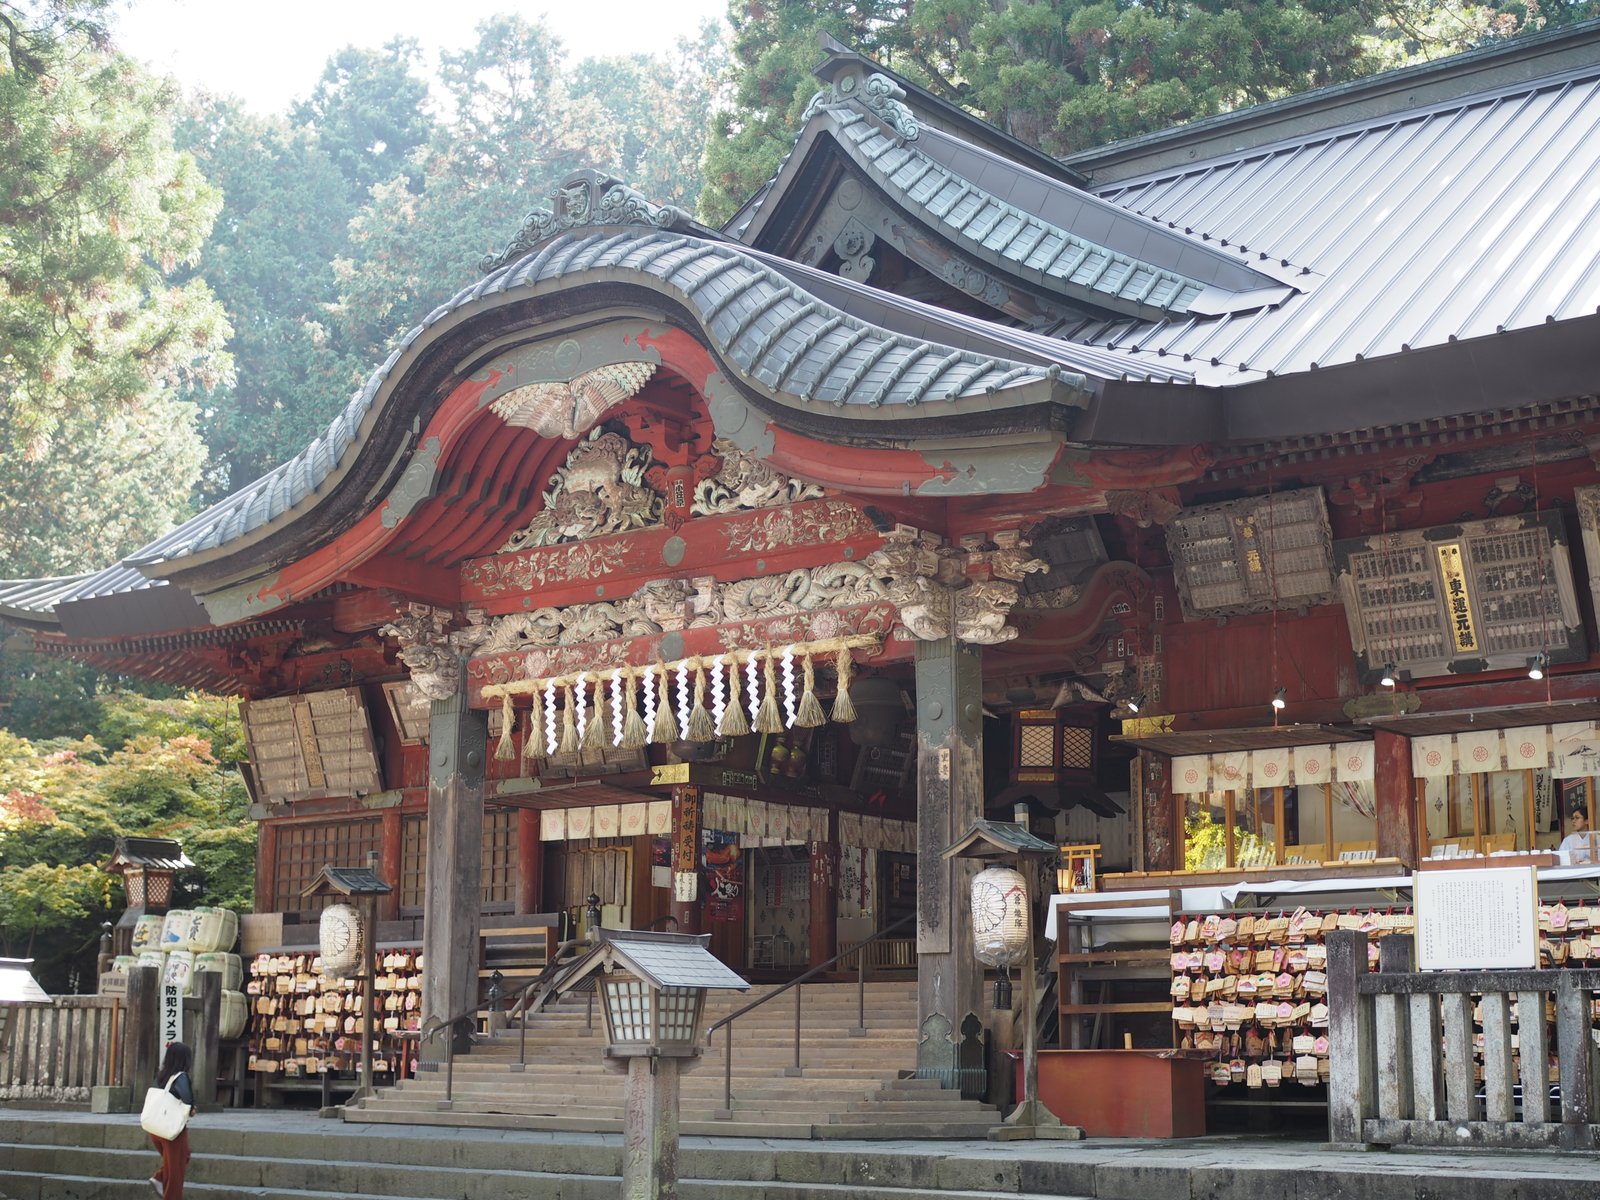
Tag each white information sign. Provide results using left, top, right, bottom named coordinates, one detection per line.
left=1414, top=866, right=1538, bottom=971
left=158, top=980, right=184, bottom=1055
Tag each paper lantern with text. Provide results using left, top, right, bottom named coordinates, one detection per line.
left=318, top=903, right=365, bottom=980
left=970, top=866, right=1029, bottom=967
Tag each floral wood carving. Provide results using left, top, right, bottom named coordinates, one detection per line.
left=861, top=531, right=1043, bottom=644
left=499, top=428, right=661, bottom=553
left=481, top=170, right=695, bottom=272
left=488, top=363, right=656, bottom=440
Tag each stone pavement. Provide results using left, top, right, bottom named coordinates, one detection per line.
left=3, top=1105, right=1600, bottom=1199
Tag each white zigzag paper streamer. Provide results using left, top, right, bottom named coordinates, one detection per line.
left=780, top=646, right=797, bottom=728
left=675, top=660, right=691, bottom=734
left=574, top=675, right=588, bottom=742
left=642, top=666, right=657, bottom=739
left=611, top=668, right=625, bottom=747
left=710, top=657, right=726, bottom=732
left=543, top=679, right=559, bottom=752
left=746, top=654, right=761, bottom=727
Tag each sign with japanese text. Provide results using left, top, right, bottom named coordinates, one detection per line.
left=158, top=979, right=184, bottom=1056
left=1414, top=865, right=1537, bottom=970
left=1434, top=542, right=1479, bottom=654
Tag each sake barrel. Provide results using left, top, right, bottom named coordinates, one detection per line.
left=189, top=907, right=236, bottom=953
left=131, top=914, right=165, bottom=953
left=137, top=950, right=166, bottom=970
left=163, top=950, right=196, bottom=996
left=159, top=910, right=195, bottom=952
left=110, top=955, right=138, bottom=974
left=218, top=989, right=248, bottom=1040
left=194, top=952, right=243, bottom=992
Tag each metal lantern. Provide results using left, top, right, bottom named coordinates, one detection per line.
left=847, top=676, right=904, bottom=747
left=970, top=865, right=1030, bottom=968
left=318, top=902, right=365, bottom=979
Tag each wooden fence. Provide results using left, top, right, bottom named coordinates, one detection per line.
left=1327, top=928, right=1600, bottom=1150
left=0, top=997, right=124, bottom=1103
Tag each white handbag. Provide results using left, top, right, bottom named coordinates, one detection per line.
left=139, top=1075, right=191, bottom=1140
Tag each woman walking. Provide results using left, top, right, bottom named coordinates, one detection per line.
left=148, top=1041, right=195, bottom=1197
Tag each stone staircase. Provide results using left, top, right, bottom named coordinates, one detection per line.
left=345, top=979, right=1001, bottom=1138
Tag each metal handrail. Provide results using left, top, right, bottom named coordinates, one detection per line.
left=414, top=936, right=592, bottom=1102
left=704, top=911, right=916, bottom=1116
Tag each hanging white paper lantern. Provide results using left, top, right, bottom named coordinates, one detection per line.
left=970, top=866, right=1029, bottom=967
left=318, top=902, right=365, bottom=979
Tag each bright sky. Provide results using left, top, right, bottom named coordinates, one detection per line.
left=111, top=0, right=728, bottom=115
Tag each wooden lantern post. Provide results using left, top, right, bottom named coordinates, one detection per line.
left=302, top=861, right=392, bottom=1101
left=943, top=817, right=1083, bottom=1140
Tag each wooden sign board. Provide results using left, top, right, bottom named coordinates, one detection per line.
left=242, top=687, right=383, bottom=804
left=1414, top=865, right=1538, bottom=971
left=98, top=972, right=128, bottom=999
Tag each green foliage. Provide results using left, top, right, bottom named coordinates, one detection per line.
left=175, top=96, right=372, bottom=495
left=0, top=693, right=252, bottom=990
left=0, top=4, right=230, bottom=465
left=292, top=40, right=433, bottom=203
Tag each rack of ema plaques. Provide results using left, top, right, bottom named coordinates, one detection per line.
left=244, top=947, right=423, bottom=1086
left=112, top=908, right=248, bottom=1043
left=1169, top=896, right=1600, bottom=1100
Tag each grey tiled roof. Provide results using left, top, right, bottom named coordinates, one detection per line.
left=1056, top=61, right=1600, bottom=385
left=823, top=108, right=1294, bottom=318
left=20, top=225, right=1093, bottom=621
left=0, top=575, right=92, bottom=619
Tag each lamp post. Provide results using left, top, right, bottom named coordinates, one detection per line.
left=303, top=862, right=392, bottom=1102
left=551, top=929, right=748, bottom=1200
left=943, top=817, right=1082, bottom=1141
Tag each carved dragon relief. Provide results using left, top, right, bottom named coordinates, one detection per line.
left=860, top=531, right=1046, bottom=645
left=475, top=563, right=890, bottom=655
left=378, top=604, right=492, bottom=700
left=498, top=430, right=830, bottom=554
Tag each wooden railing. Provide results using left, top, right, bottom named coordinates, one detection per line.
left=0, top=997, right=125, bottom=1102
left=1327, top=928, right=1599, bottom=1150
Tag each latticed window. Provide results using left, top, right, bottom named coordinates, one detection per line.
left=274, top=820, right=381, bottom=915
left=481, top=808, right=517, bottom=911
left=400, top=815, right=427, bottom=914
left=398, top=809, right=517, bottom=915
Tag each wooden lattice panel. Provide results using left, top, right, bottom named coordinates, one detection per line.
left=242, top=688, right=383, bottom=804
left=1167, top=487, right=1337, bottom=620
left=1335, top=511, right=1584, bottom=682
left=1059, top=725, right=1094, bottom=771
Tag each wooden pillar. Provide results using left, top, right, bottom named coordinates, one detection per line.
left=517, top=809, right=543, bottom=914
left=1374, top=729, right=1419, bottom=866
left=379, top=808, right=403, bottom=922
left=669, top=785, right=701, bottom=935
left=420, top=681, right=486, bottom=1062
left=1138, top=751, right=1180, bottom=872
left=808, top=809, right=840, bottom=970
left=256, top=820, right=280, bottom=914
left=123, top=965, right=160, bottom=1103
left=192, top=969, right=222, bottom=1109
left=912, top=621, right=985, bottom=1078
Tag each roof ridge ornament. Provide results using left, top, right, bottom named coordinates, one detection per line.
left=803, top=70, right=919, bottom=144
left=481, top=170, right=695, bottom=273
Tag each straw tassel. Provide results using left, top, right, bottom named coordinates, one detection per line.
left=717, top=653, right=749, bottom=737
left=829, top=647, right=856, bottom=724
left=795, top=651, right=826, bottom=728
left=651, top=662, right=679, bottom=744
left=686, top=659, right=716, bottom=742
left=558, top=683, right=579, bottom=756
left=620, top=669, right=648, bottom=749
left=494, top=695, right=516, bottom=760
left=581, top=676, right=606, bottom=752
left=523, top=697, right=546, bottom=759
left=754, top=649, right=785, bottom=734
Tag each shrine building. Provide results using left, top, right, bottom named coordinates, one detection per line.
left=6, top=19, right=1600, bottom=1125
